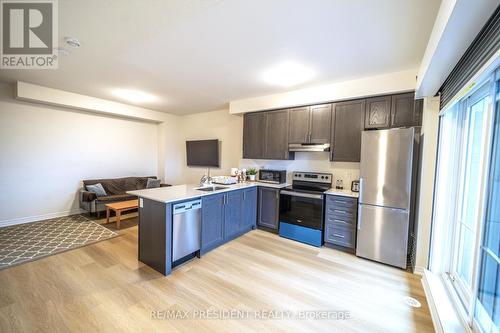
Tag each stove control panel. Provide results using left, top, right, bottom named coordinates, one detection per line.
left=292, top=172, right=332, bottom=184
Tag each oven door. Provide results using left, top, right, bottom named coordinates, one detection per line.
left=279, top=190, right=324, bottom=230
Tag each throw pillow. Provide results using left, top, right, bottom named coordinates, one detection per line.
left=86, top=183, right=107, bottom=197
left=146, top=178, right=161, bottom=189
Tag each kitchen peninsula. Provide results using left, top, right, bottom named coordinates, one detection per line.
left=128, top=182, right=288, bottom=275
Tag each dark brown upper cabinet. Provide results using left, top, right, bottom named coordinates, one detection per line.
left=288, top=106, right=310, bottom=144
left=330, top=100, right=365, bottom=162
left=243, top=110, right=291, bottom=160
left=414, top=98, right=423, bottom=125
left=243, top=92, right=422, bottom=161
left=391, top=93, right=422, bottom=127
left=364, top=96, right=391, bottom=129
left=243, top=112, right=266, bottom=159
left=288, top=104, right=332, bottom=143
left=265, top=110, right=290, bottom=160
left=310, top=104, right=332, bottom=143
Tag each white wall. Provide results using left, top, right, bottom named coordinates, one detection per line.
left=415, top=97, right=440, bottom=271
left=16, top=81, right=170, bottom=123
left=241, top=156, right=359, bottom=188
left=229, top=69, right=417, bottom=114
left=0, top=82, right=159, bottom=226
left=158, top=114, right=184, bottom=185
left=179, top=109, right=244, bottom=184
left=416, top=0, right=499, bottom=97
left=167, top=108, right=360, bottom=186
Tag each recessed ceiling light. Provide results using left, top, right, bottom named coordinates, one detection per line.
left=262, top=61, right=315, bottom=87
left=111, top=89, right=159, bottom=104
left=65, top=37, right=80, bottom=48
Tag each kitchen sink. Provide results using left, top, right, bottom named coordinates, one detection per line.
left=195, top=186, right=228, bottom=192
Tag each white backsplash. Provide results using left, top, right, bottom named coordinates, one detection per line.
left=240, top=152, right=360, bottom=188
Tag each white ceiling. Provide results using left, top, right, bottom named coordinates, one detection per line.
left=0, top=0, right=441, bottom=114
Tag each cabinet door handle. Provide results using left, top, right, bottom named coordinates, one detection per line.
left=391, top=113, right=395, bottom=126
left=333, top=234, right=345, bottom=238
left=334, top=219, right=349, bottom=224
left=333, top=199, right=351, bottom=203
left=334, top=209, right=347, bottom=214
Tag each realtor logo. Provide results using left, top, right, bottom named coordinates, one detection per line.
left=1, top=0, right=58, bottom=69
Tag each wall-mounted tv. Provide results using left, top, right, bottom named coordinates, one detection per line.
left=186, top=139, right=220, bottom=168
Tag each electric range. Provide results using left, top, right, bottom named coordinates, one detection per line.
left=278, top=171, right=332, bottom=247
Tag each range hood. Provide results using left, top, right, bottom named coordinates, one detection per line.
left=288, top=143, right=331, bottom=152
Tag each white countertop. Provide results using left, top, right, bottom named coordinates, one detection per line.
left=127, top=181, right=290, bottom=204
left=254, top=181, right=290, bottom=189
left=324, top=188, right=359, bottom=198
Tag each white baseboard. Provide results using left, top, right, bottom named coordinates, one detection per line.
left=422, top=270, right=444, bottom=333
left=421, top=269, right=471, bottom=333
left=0, top=209, right=85, bottom=228
left=414, top=266, right=426, bottom=275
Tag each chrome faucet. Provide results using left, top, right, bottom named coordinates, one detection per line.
left=200, top=174, right=212, bottom=187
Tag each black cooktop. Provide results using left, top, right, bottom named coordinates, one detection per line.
left=284, top=184, right=329, bottom=194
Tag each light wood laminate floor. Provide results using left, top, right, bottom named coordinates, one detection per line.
left=0, top=220, right=434, bottom=333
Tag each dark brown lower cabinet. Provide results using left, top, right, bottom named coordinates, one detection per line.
left=324, top=194, right=358, bottom=250
left=257, top=187, right=280, bottom=230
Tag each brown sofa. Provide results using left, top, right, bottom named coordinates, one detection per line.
left=79, top=176, right=168, bottom=217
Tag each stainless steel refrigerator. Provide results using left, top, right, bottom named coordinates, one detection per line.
left=356, top=127, right=419, bottom=269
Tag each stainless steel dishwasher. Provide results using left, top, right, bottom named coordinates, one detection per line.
left=172, top=199, right=201, bottom=262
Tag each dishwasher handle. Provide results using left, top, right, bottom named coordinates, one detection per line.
left=173, top=199, right=202, bottom=215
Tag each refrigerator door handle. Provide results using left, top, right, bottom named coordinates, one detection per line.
left=358, top=177, right=364, bottom=203
left=357, top=205, right=362, bottom=230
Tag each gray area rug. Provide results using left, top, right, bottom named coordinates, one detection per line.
left=0, top=214, right=118, bottom=269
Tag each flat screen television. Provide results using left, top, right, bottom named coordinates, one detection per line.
left=186, top=139, right=220, bottom=167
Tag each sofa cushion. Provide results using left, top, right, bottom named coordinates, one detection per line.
left=83, top=176, right=156, bottom=195
left=96, top=194, right=137, bottom=202
left=146, top=178, right=161, bottom=188
left=86, top=183, right=107, bottom=197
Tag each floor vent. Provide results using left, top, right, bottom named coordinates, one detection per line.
left=404, top=296, right=422, bottom=308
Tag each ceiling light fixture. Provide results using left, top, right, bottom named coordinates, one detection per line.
left=262, top=61, right=315, bottom=87
left=65, top=37, right=81, bottom=48
left=111, top=88, right=159, bottom=104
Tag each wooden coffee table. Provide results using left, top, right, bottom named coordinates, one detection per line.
left=105, top=199, right=139, bottom=229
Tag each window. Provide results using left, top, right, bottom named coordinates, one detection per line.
left=450, top=84, right=491, bottom=308
left=475, top=85, right=500, bottom=333
left=430, top=68, right=498, bottom=333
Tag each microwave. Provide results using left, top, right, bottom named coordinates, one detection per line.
left=258, top=169, right=287, bottom=184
